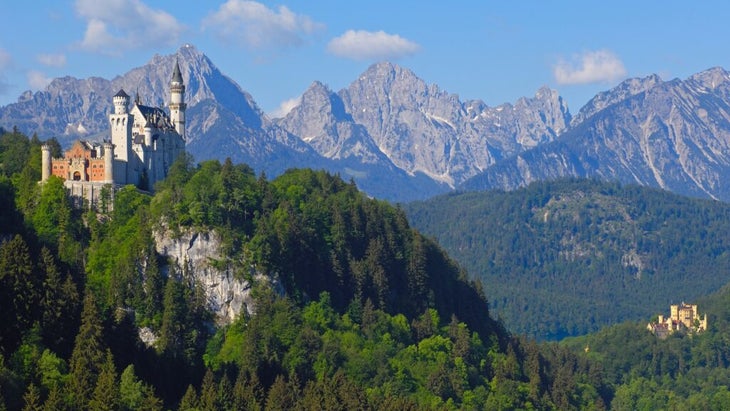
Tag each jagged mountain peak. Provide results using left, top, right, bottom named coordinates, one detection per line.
left=572, top=74, right=664, bottom=126
left=687, top=66, right=730, bottom=90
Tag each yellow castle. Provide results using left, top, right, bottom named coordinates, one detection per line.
left=647, top=302, right=708, bottom=338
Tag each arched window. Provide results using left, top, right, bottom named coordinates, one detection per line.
left=73, top=171, right=81, bottom=181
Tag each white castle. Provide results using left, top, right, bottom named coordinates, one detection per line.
left=41, top=60, right=187, bottom=204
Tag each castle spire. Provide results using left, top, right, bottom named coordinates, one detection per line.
left=172, top=58, right=183, bottom=85
left=169, top=58, right=186, bottom=139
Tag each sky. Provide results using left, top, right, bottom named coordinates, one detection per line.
left=1, top=1, right=729, bottom=117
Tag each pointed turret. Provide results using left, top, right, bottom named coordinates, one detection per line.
left=169, top=59, right=186, bottom=139
left=172, top=60, right=184, bottom=84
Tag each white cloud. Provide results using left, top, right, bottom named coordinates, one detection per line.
left=74, top=0, right=185, bottom=54
left=37, top=53, right=67, bottom=68
left=27, top=70, right=52, bottom=90
left=269, top=95, right=301, bottom=118
left=327, top=30, right=421, bottom=61
left=202, top=1, right=324, bottom=49
left=553, top=50, right=627, bottom=85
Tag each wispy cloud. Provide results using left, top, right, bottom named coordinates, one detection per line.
left=74, top=0, right=185, bottom=54
left=202, top=1, right=324, bottom=49
left=553, top=50, right=627, bottom=85
left=37, top=53, right=67, bottom=68
left=269, top=95, right=301, bottom=118
left=27, top=70, right=51, bottom=90
left=327, top=30, right=420, bottom=61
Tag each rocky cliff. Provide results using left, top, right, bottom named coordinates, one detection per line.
left=155, top=229, right=266, bottom=324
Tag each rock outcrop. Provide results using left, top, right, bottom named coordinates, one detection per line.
left=155, top=229, right=264, bottom=324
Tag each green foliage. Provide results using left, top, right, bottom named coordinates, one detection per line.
left=14, top=132, right=730, bottom=409
left=406, top=178, right=730, bottom=340
left=67, top=293, right=106, bottom=409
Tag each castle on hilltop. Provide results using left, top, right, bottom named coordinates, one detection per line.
left=41, top=60, right=187, bottom=205
left=647, top=302, right=708, bottom=339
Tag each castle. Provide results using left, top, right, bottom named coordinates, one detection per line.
left=41, top=60, right=186, bottom=205
left=647, top=302, right=708, bottom=339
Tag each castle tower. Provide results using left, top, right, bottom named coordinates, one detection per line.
left=169, top=60, right=186, bottom=139
left=103, top=141, right=114, bottom=184
left=41, top=144, right=51, bottom=181
left=110, top=89, right=132, bottom=179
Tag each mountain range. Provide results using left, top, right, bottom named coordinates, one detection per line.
left=3, top=44, right=730, bottom=202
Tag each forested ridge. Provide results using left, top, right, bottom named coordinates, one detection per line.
left=405, top=179, right=730, bottom=340
left=0, top=130, right=602, bottom=409
left=4, top=129, right=730, bottom=410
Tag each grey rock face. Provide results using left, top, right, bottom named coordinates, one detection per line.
left=8, top=45, right=730, bottom=203
left=336, top=63, right=570, bottom=186
left=463, top=67, right=730, bottom=201
left=155, top=229, right=256, bottom=324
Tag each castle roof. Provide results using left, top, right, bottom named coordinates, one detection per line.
left=114, top=89, right=129, bottom=98
left=172, top=60, right=183, bottom=84
left=135, top=104, right=174, bottom=129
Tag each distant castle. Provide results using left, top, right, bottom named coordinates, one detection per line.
left=647, top=302, right=708, bottom=339
left=41, top=60, right=187, bottom=205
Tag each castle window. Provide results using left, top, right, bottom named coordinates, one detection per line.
left=73, top=171, right=81, bottom=181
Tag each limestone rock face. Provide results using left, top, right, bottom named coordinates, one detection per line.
left=335, top=62, right=570, bottom=187
left=155, top=230, right=260, bottom=324
left=463, top=67, right=730, bottom=201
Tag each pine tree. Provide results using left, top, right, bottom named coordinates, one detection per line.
left=264, top=375, right=300, bottom=411
left=88, top=350, right=119, bottom=411
left=42, top=385, right=64, bottom=411
left=217, top=373, right=234, bottom=411
left=39, top=248, right=66, bottom=352
left=0, top=234, right=39, bottom=354
left=233, top=370, right=262, bottom=411
left=158, top=278, right=186, bottom=356
left=178, top=385, right=199, bottom=411
left=138, top=385, right=163, bottom=411
left=119, top=365, right=144, bottom=410
left=21, top=383, right=42, bottom=411
left=67, top=292, right=106, bottom=409
left=198, top=369, right=218, bottom=410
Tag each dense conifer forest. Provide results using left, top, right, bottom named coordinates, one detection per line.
left=405, top=180, right=730, bottom=340
left=3, top=129, right=730, bottom=409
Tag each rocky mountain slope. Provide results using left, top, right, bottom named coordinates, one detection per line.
left=0, top=45, right=325, bottom=178
left=6, top=45, right=730, bottom=202
left=0, top=45, right=569, bottom=202
left=277, top=62, right=570, bottom=188
left=463, top=68, right=730, bottom=201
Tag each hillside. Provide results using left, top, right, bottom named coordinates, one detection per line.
left=2, top=130, right=617, bottom=410
left=405, top=179, right=730, bottom=340
left=558, top=280, right=730, bottom=409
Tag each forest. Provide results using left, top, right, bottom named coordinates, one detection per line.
left=405, top=179, right=730, bottom=340
left=3, top=129, right=730, bottom=410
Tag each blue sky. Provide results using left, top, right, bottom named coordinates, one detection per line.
left=0, top=1, right=728, bottom=117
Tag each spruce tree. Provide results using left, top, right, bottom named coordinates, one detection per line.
left=88, top=350, right=119, bottom=411
left=67, top=292, right=106, bottom=409
left=198, top=369, right=218, bottom=410
left=119, top=365, right=144, bottom=410
left=42, top=385, right=63, bottom=411
left=21, top=383, right=42, bottom=411
left=0, top=235, right=38, bottom=354
left=177, top=385, right=198, bottom=411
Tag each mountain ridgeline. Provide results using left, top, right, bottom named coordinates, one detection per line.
left=6, top=46, right=730, bottom=202
left=0, top=45, right=567, bottom=202
left=405, top=179, right=730, bottom=340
